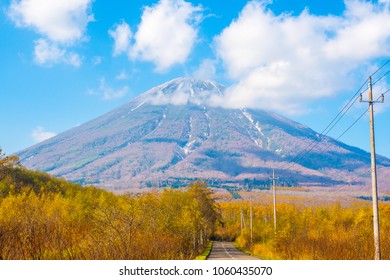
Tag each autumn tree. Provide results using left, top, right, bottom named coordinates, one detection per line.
left=0, top=147, right=20, bottom=168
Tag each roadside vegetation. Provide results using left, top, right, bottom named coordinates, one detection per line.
left=215, top=199, right=390, bottom=259
left=194, top=241, right=212, bottom=260
left=0, top=148, right=218, bottom=260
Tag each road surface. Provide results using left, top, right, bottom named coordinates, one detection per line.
left=207, top=241, right=260, bottom=260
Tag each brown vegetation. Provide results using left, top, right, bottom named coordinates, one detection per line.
left=215, top=199, right=390, bottom=260
left=0, top=152, right=218, bottom=260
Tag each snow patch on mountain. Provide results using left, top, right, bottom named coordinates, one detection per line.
left=131, top=102, right=145, bottom=112
left=242, top=109, right=271, bottom=149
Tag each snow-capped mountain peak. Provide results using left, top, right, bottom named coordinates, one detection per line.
left=140, top=77, right=225, bottom=106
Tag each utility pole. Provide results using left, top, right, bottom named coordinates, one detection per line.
left=240, top=208, right=243, bottom=233
left=250, top=195, right=253, bottom=247
left=360, top=76, right=384, bottom=260
left=270, top=169, right=279, bottom=233
left=240, top=208, right=246, bottom=233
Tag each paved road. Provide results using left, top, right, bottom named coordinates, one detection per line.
left=207, top=241, right=260, bottom=260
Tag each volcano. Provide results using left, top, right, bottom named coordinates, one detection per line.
left=17, top=78, right=390, bottom=191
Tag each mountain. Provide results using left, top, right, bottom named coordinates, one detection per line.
left=17, top=78, right=390, bottom=191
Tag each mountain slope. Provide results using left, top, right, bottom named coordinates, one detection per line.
left=17, top=78, right=390, bottom=190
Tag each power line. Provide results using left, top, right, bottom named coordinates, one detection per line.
left=381, top=88, right=390, bottom=96
left=291, top=89, right=387, bottom=178
left=316, top=109, right=368, bottom=157
left=357, top=70, right=389, bottom=97
left=321, top=91, right=389, bottom=150
left=372, top=70, right=390, bottom=87
left=275, top=60, right=390, bottom=173
left=320, top=60, right=389, bottom=139
left=278, top=88, right=364, bottom=171
left=333, top=109, right=367, bottom=141
left=370, top=59, right=390, bottom=77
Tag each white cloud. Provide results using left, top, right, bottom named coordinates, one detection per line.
left=34, top=39, right=82, bottom=67
left=32, top=126, right=56, bottom=142
left=92, top=56, right=102, bottom=65
left=324, top=1, right=390, bottom=60
left=214, top=0, right=390, bottom=114
left=67, top=52, right=82, bottom=67
left=147, top=90, right=190, bottom=106
left=8, top=0, right=93, bottom=66
left=116, top=70, right=129, bottom=80
left=33, top=39, right=64, bottom=65
left=193, top=59, right=217, bottom=80
left=86, top=88, right=96, bottom=96
left=130, top=0, right=203, bottom=72
left=109, top=21, right=132, bottom=56
left=99, top=78, right=129, bottom=100
left=8, top=0, right=93, bottom=43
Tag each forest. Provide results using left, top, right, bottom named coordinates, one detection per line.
left=0, top=149, right=218, bottom=259
left=215, top=198, right=390, bottom=260
left=1, top=148, right=389, bottom=260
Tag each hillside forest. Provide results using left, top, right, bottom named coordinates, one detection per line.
left=0, top=148, right=389, bottom=259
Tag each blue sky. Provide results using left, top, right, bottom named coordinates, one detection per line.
left=1, top=0, right=390, bottom=158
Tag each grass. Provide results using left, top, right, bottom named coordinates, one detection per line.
left=232, top=242, right=268, bottom=259
left=194, top=242, right=213, bottom=260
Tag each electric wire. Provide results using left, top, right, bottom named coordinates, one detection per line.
left=292, top=92, right=387, bottom=175
left=273, top=60, right=390, bottom=177
left=372, top=70, right=390, bottom=87
left=371, top=59, right=390, bottom=77
left=277, top=84, right=365, bottom=172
